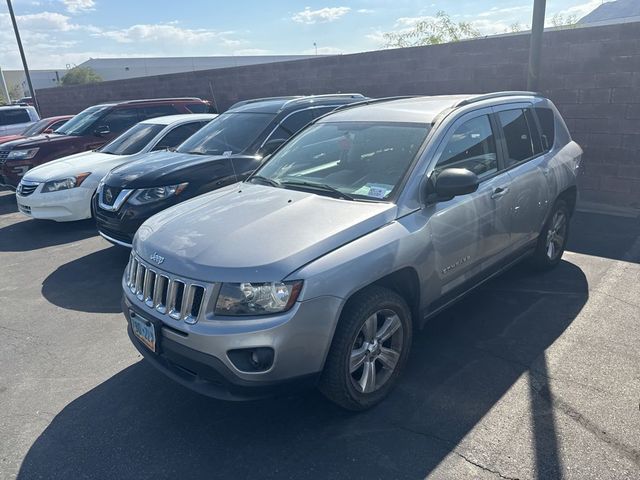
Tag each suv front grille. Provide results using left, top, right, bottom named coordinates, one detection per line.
left=0, top=151, right=9, bottom=163
left=126, top=253, right=207, bottom=325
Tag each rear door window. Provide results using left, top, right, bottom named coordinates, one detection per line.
left=534, top=107, right=555, bottom=152
left=497, top=109, right=537, bottom=167
left=143, top=105, right=178, bottom=119
left=0, top=108, right=30, bottom=126
left=152, top=122, right=208, bottom=150
left=435, top=114, right=498, bottom=180
left=99, top=108, right=141, bottom=134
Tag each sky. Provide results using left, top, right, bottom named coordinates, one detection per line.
left=0, top=0, right=607, bottom=70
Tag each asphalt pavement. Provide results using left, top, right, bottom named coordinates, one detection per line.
left=0, top=187, right=639, bottom=480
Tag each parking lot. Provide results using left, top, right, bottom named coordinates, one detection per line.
left=0, top=185, right=639, bottom=479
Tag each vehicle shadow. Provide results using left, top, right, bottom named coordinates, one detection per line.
left=0, top=188, right=17, bottom=215
left=567, top=211, right=640, bottom=263
left=18, top=260, right=588, bottom=480
left=41, top=246, right=130, bottom=314
left=0, top=218, right=97, bottom=252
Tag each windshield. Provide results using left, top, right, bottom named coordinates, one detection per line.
left=252, top=122, right=431, bottom=201
left=55, top=106, right=110, bottom=136
left=99, top=123, right=165, bottom=155
left=22, top=118, right=51, bottom=137
left=176, top=112, right=275, bottom=155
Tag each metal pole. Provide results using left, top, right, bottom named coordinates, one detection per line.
left=6, top=0, right=40, bottom=112
left=527, top=0, right=547, bottom=91
left=0, top=67, right=10, bottom=104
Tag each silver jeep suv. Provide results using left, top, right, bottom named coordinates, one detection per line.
left=122, top=92, right=582, bottom=410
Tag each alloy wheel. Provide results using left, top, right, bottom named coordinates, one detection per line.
left=546, top=210, right=567, bottom=260
left=349, top=309, right=404, bottom=394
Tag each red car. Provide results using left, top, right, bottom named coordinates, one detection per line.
left=0, top=115, right=72, bottom=145
left=0, top=97, right=213, bottom=188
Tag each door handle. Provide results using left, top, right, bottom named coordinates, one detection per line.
left=542, top=167, right=550, bottom=176
left=491, top=187, right=509, bottom=199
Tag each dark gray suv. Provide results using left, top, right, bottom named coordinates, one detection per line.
left=122, top=92, right=582, bottom=410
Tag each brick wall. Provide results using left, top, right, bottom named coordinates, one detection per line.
left=36, top=22, right=640, bottom=212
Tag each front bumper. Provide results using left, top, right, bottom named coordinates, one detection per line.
left=122, top=286, right=343, bottom=400
left=1, top=160, right=33, bottom=188
left=94, top=195, right=182, bottom=248
left=16, top=185, right=94, bottom=221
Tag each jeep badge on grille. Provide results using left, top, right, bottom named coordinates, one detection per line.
left=150, top=252, right=165, bottom=265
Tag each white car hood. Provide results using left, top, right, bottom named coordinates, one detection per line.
left=24, top=151, right=127, bottom=183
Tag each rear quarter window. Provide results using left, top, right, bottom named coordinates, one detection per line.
left=534, top=107, right=555, bottom=152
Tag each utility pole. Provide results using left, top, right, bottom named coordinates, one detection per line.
left=527, top=0, right=547, bottom=91
left=6, top=0, right=40, bottom=112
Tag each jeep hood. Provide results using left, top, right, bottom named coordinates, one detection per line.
left=103, top=151, right=256, bottom=188
left=134, top=183, right=396, bottom=282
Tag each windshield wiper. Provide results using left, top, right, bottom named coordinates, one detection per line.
left=281, top=180, right=354, bottom=200
left=248, top=175, right=282, bottom=188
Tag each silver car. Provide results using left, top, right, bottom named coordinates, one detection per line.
left=122, top=92, right=582, bottom=410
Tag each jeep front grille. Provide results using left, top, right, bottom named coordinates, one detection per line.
left=126, top=253, right=206, bottom=324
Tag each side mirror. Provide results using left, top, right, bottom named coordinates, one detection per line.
left=259, top=138, right=286, bottom=157
left=433, top=168, right=479, bottom=201
left=43, top=128, right=54, bottom=134
left=94, top=125, right=111, bottom=137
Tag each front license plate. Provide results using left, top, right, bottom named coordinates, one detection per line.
left=131, top=315, right=157, bottom=353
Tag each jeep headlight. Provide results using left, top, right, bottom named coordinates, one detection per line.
left=7, top=148, right=39, bottom=160
left=215, top=281, right=303, bottom=316
left=128, top=182, right=188, bottom=205
left=42, top=172, right=91, bottom=192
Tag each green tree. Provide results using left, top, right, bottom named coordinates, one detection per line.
left=61, top=66, right=102, bottom=86
left=551, top=13, right=578, bottom=29
left=0, top=84, right=24, bottom=104
left=382, top=11, right=481, bottom=48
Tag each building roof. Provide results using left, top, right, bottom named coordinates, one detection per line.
left=579, top=0, right=640, bottom=24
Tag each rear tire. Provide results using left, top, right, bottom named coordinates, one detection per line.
left=319, top=286, right=412, bottom=411
left=529, top=199, right=570, bottom=271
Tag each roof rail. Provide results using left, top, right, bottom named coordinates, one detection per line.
left=330, top=95, right=416, bottom=112
left=106, top=97, right=204, bottom=105
left=229, top=96, right=301, bottom=109
left=281, top=93, right=366, bottom=109
left=454, top=91, right=541, bottom=108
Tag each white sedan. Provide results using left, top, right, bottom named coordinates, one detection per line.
left=15, top=113, right=216, bottom=221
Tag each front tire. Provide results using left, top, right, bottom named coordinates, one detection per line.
left=319, top=286, right=412, bottom=411
left=529, top=199, right=570, bottom=271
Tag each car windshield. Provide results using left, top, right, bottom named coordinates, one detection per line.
left=22, top=118, right=51, bottom=137
left=54, top=105, right=110, bottom=136
left=251, top=121, right=431, bottom=201
left=99, top=123, right=165, bottom=155
left=176, top=112, right=276, bottom=156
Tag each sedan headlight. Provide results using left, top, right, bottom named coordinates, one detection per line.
left=128, top=183, right=188, bottom=205
left=7, top=148, right=39, bottom=160
left=215, top=281, right=303, bottom=316
left=42, top=172, right=91, bottom=193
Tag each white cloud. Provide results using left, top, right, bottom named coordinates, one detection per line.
left=96, top=24, right=243, bottom=46
left=233, top=48, right=273, bottom=55
left=292, top=7, right=351, bottom=24
left=557, top=0, right=603, bottom=18
left=60, top=0, right=96, bottom=14
left=357, top=9, right=375, bottom=14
